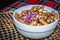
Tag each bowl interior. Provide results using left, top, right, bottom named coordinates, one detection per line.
left=13, top=5, right=59, bottom=27
left=13, top=5, right=59, bottom=32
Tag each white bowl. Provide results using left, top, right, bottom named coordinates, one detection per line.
left=13, top=5, right=59, bottom=39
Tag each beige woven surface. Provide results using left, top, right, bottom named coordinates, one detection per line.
left=0, top=12, right=60, bottom=40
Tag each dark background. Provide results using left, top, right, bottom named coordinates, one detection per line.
left=0, top=0, right=60, bottom=12
left=0, top=0, right=18, bottom=9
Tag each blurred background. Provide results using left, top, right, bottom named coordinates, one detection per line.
left=0, top=0, right=60, bottom=13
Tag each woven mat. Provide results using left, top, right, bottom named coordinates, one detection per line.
left=0, top=12, right=60, bottom=40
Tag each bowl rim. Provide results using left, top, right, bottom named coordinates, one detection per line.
left=13, top=5, right=59, bottom=27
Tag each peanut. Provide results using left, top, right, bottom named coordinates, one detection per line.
left=39, top=19, right=47, bottom=25
left=37, top=23, right=42, bottom=26
left=38, top=9, right=43, bottom=12
left=15, top=6, right=58, bottom=26
left=31, top=21, right=37, bottom=26
left=43, top=10, right=47, bottom=13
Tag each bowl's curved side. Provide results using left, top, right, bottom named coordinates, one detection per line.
left=13, top=5, right=59, bottom=32
left=13, top=18, right=58, bottom=32
left=16, top=27, right=55, bottom=39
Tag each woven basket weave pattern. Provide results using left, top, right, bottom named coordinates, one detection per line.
left=0, top=12, right=60, bottom=40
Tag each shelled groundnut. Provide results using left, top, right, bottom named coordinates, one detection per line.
left=30, top=21, right=37, bottom=26
left=19, top=14, right=22, bottom=18
left=46, top=19, right=51, bottom=23
left=54, top=14, right=58, bottom=21
left=39, top=19, right=48, bottom=25
left=50, top=16, right=54, bottom=19
left=43, top=16, right=48, bottom=20
left=43, top=10, right=47, bottom=13
left=20, top=10, right=28, bottom=16
left=39, top=13, right=42, bottom=15
left=22, top=10, right=28, bottom=14
left=48, top=18, right=54, bottom=23
left=29, top=9, right=34, bottom=12
left=36, top=15, right=39, bottom=18
left=37, top=23, right=42, bottom=26
left=15, top=6, right=58, bottom=26
left=38, top=9, right=43, bottom=12
left=18, top=19, right=25, bottom=24
left=31, top=6, right=37, bottom=11
left=20, top=12, right=26, bottom=16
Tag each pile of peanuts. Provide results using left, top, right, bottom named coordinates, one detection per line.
left=15, top=6, right=58, bottom=26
